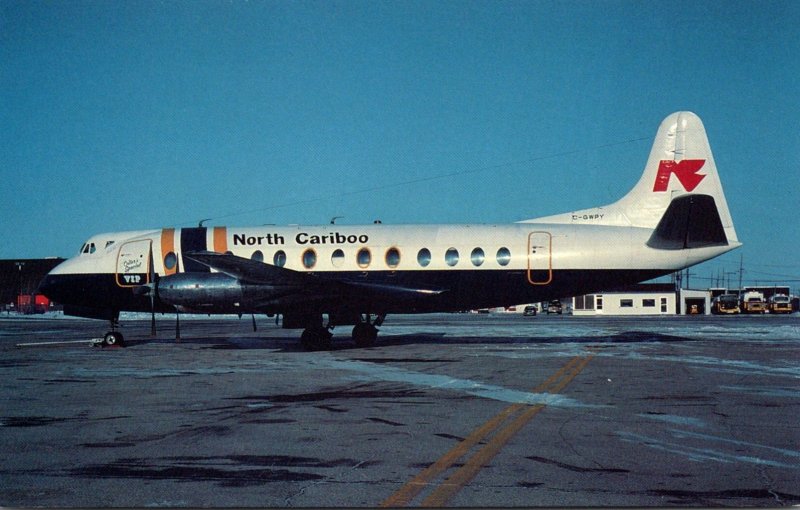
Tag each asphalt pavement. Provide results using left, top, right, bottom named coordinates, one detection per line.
left=1, top=313, right=798, bottom=507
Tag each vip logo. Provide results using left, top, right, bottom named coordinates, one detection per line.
left=652, top=159, right=706, bottom=192
left=123, top=275, right=142, bottom=284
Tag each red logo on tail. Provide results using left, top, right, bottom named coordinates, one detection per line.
left=653, top=159, right=706, bottom=192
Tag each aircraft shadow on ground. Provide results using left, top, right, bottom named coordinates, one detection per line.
left=121, top=329, right=695, bottom=352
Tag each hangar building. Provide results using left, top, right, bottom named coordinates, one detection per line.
left=0, top=258, right=65, bottom=313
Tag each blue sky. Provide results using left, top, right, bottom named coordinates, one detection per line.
left=2, top=0, right=798, bottom=289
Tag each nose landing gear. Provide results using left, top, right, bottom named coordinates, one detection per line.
left=102, top=331, right=124, bottom=347
left=99, top=318, right=125, bottom=347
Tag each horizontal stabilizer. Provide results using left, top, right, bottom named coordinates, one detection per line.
left=646, top=194, right=728, bottom=250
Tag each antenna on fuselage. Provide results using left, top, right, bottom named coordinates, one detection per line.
left=198, top=218, right=211, bottom=227
left=330, top=216, right=344, bottom=224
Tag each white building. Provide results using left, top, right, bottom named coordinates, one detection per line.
left=571, top=284, right=715, bottom=316
left=572, top=284, right=674, bottom=316
left=678, top=289, right=712, bottom=315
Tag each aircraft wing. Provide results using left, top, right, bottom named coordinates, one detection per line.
left=184, top=251, right=311, bottom=285
left=184, top=251, right=447, bottom=302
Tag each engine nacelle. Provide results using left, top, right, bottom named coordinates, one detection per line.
left=157, top=273, right=245, bottom=311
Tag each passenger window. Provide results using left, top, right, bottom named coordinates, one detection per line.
left=385, top=247, right=400, bottom=268
left=445, top=248, right=459, bottom=267
left=357, top=248, right=371, bottom=268
left=496, top=247, right=511, bottom=266
left=331, top=249, right=345, bottom=268
left=273, top=250, right=287, bottom=267
left=251, top=250, right=264, bottom=262
left=302, top=249, right=317, bottom=269
left=164, top=252, right=177, bottom=270
left=417, top=248, right=431, bottom=267
left=470, top=247, right=485, bottom=266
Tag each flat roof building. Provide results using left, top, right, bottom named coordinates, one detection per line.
left=572, top=283, right=679, bottom=316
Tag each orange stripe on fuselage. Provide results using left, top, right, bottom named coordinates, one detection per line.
left=213, top=226, right=228, bottom=253
left=161, top=228, right=177, bottom=275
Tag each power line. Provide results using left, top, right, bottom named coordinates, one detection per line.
left=745, top=269, right=800, bottom=280
left=187, top=135, right=651, bottom=226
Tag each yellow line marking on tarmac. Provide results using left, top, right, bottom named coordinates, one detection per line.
left=380, top=349, right=596, bottom=507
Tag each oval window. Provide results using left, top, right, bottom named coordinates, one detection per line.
left=496, top=247, right=511, bottom=266
left=164, top=252, right=177, bottom=270
left=471, top=247, right=485, bottom=266
left=385, top=247, right=400, bottom=268
left=302, top=249, right=317, bottom=269
left=273, top=250, right=287, bottom=267
left=331, top=248, right=345, bottom=268
left=417, top=248, right=431, bottom=267
left=251, top=250, right=263, bottom=262
left=445, top=248, right=459, bottom=267
left=357, top=248, right=371, bottom=268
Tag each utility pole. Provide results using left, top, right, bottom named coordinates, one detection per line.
left=725, top=272, right=737, bottom=292
left=15, top=262, right=25, bottom=313
left=738, top=254, right=744, bottom=291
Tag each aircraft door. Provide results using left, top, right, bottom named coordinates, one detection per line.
left=116, top=239, right=152, bottom=287
left=527, top=232, right=552, bottom=285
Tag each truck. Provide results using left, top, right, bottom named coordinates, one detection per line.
left=711, top=294, right=740, bottom=314
left=768, top=294, right=793, bottom=314
left=740, top=291, right=767, bottom=314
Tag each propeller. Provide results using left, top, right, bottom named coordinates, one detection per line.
left=174, top=257, right=182, bottom=343
left=137, top=250, right=180, bottom=342
left=148, top=246, right=157, bottom=337
left=132, top=245, right=158, bottom=337
left=175, top=306, right=181, bottom=342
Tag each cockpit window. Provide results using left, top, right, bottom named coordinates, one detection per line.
left=80, top=243, right=96, bottom=255
left=105, top=241, right=115, bottom=249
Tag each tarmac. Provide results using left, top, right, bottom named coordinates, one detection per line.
left=1, top=313, right=799, bottom=507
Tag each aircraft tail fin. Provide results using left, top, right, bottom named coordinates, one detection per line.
left=523, top=111, right=739, bottom=245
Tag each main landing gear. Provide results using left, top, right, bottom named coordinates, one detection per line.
left=298, top=313, right=385, bottom=351
left=300, top=325, right=333, bottom=351
left=352, top=313, right=384, bottom=348
left=352, top=322, right=378, bottom=348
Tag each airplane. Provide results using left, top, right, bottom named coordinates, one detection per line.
left=39, top=112, right=740, bottom=350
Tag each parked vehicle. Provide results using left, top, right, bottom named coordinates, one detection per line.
left=711, top=294, right=740, bottom=314
left=523, top=305, right=538, bottom=316
left=740, top=291, right=767, bottom=314
left=769, top=294, right=792, bottom=314
left=546, top=300, right=563, bottom=314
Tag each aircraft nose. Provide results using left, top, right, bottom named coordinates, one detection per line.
left=38, top=274, right=65, bottom=302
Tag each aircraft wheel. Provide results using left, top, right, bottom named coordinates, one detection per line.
left=352, top=323, right=378, bottom=348
left=103, top=331, right=124, bottom=347
left=300, top=327, right=332, bottom=351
